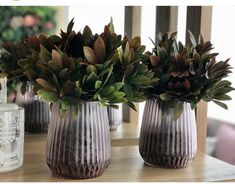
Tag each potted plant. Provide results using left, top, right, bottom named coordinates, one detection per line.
left=139, top=31, right=234, bottom=168
left=0, top=41, right=50, bottom=133
left=19, top=19, right=155, bottom=179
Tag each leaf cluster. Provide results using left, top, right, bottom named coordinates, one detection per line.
left=18, top=19, right=156, bottom=115
left=144, top=31, right=234, bottom=120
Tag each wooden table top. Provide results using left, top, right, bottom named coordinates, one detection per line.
left=1, top=134, right=235, bottom=182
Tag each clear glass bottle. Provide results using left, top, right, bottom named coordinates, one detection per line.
left=46, top=101, right=111, bottom=179
left=0, top=77, right=7, bottom=104
left=139, top=98, right=197, bottom=168
left=0, top=77, right=24, bottom=173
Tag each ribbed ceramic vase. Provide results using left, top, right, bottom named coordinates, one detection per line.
left=107, top=103, right=122, bottom=130
left=46, top=102, right=111, bottom=179
left=139, top=98, right=197, bottom=168
left=15, top=82, right=50, bottom=133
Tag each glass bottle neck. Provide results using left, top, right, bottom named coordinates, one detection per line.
left=0, top=77, right=7, bottom=104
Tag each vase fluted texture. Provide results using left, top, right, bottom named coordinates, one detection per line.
left=107, top=103, right=122, bottom=130
left=46, top=102, right=111, bottom=179
left=139, top=99, right=197, bottom=168
left=15, top=82, right=50, bottom=133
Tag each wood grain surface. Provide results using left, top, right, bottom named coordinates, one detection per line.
left=1, top=134, right=235, bottom=182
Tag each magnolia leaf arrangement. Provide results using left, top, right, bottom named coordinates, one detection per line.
left=144, top=31, right=234, bottom=120
left=0, top=41, right=30, bottom=94
left=17, top=19, right=156, bottom=115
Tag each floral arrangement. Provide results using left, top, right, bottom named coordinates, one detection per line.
left=17, top=19, right=156, bottom=115
left=144, top=31, right=234, bottom=119
left=0, top=6, right=56, bottom=44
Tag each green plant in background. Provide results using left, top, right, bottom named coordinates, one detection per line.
left=0, top=6, right=56, bottom=44
left=18, top=19, right=156, bottom=115
left=0, top=42, right=30, bottom=95
left=144, top=31, right=234, bottom=120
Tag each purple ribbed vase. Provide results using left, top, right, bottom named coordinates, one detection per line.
left=46, top=102, right=111, bottom=179
left=139, top=99, right=197, bottom=168
left=15, top=82, right=50, bottom=133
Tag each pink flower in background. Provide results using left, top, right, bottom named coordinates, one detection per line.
left=44, top=21, right=54, bottom=30
left=22, top=15, right=40, bottom=27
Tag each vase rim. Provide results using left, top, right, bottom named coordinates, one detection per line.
left=147, top=97, right=191, bottom=104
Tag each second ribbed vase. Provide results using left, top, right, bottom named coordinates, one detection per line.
left=15, top=82, right=50, bottom=133
left=139, top=99, right=197, bottom=168
left=46, top=102, right=111, bottom=179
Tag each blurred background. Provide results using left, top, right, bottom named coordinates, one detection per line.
left=1, top=5, right=235, bottom=165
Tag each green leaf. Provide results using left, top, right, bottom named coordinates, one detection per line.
left=18, top=59, right=29, bottom=68
left=48, top=60, right=62, bottom=72
left=101, top=65, right=113, bottom=87
left=108, top=104, right=119, bottom=109
left=86, top=72, right=99, bottom=85
left=101, top=86, right=115, bottom=96
left=95, top=80, right=102, bottom=89
left=125, top=101, right=137, bottom=111
left=124, top=42, right=131, bottom=63
left=214, top=94, right=232, bottom=101
left=112, top=92, right=126, bottom=98
left=160, top=93, right=173, bottom=101
left=212, top=100, right=228, bottom=110
left=37, top=89, right=58, bottom=102
left=138, top=64, right=148, bottom=74
left=24, top=70, right=38, bottom=81
left=113, top=82, right=124, bottom=91
left=129, top=75, right=150, bottom=85
left=131, top=37, right=141, bottom=49
left=60, top=99, right=70, bottom=110
left=123, top=83, right=133, bottom=98
left=67, top=18, right=74, bottom=33
left=39, top=45, right=51, bottom=64
left=86, top=65, right=97, bottom=74
left=49, top=35, right=61, bottom=43
left=135, top=45, right=146, bottom=56
left=83, top=25, right=93, bottom=44
left=118, top=47, right=124, bottom=63
left=108, top=17, right=115, bottom=33
left=59, top=68, right=69, bottom=78
left=187, top=30, right=197, bottom=47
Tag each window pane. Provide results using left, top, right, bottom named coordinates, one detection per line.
left=177, top=6, right=187, bottom=43
left=208, top=6, right=235, bottom=124
left=68, top=6, right=124, bottom=34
